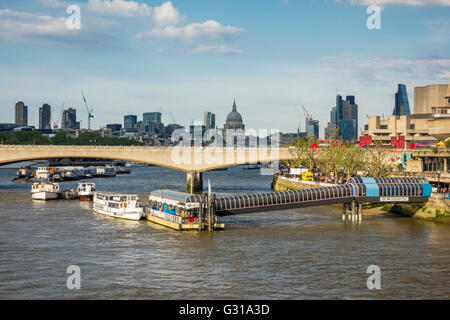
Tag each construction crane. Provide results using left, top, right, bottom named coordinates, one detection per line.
left=52, top=102, right=64, bottom=129
left=302, top=105, right=313, bottom=122
left=81, top=90, right=94, bottom=130
left=168, top=112, right=176, bottom=124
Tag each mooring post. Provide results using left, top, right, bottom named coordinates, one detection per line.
left=198, top=195, right=204, bottom=231
left=358, top=202, right=362, bottom=223
left=207, top=193, right=213, bottom=232
left=351, top=201, right=356, bottom=222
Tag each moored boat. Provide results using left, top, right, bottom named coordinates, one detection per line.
left=17, top=165, right=34, bottom=179
left=35, top=167, right=55, bottom=180
left=145, top=190, right=224, bottom=230
left=77, top=182, right=96, bottom=201
left=31, top=182, right=60, bottom=200
left=92, top=192, right=143, bottom=221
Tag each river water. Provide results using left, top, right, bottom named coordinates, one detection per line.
left=0, top=166, right=449, bottom=299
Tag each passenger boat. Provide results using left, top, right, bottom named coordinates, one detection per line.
left=92, top=192, right=143, bottom=221
left=145, top=190, right=224, bottom=231
left=35, top=167, right=54, bottom=179
left=17, top=165, right=34, bottom=178
left=95, top=166, right=116, bottom=177
left=77, top=182, right=96, bottom=201
left=31, top=182, right=60, bottom=200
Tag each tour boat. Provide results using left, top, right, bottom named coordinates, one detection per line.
left=92, top=192, right=143, bottom=221
left=35, top=167, right=54, bottom=180
left=95, top=166, right=116, bottom=177
left=17, top=165, right=34, bottom=178
left=31, top=182, right=60, bottom=200
left=77, top=182, right=96, bottom=201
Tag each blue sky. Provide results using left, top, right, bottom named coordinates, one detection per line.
left=0, top=0, right=449, bottom=137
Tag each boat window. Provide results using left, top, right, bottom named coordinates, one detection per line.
left=131, top=196, right=136, bottom=201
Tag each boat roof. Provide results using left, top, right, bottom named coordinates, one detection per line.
left=149, top=189, right=203, bottom=203
left=95, top=191, right=138, bottom=197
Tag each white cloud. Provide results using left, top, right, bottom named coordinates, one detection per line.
left=0, top=9, right=68, bottom=42
left=0, top=9, right=114, bottom=46
left=435, top=71, right=450, bottom=79
left=136, top=20, right=244, bottom=41
left=153, top=1, right=185, bottom=27
left=346, top=0, right=450, bottom=6
left=188, top=45, right=244, bottom=55
left=87, top=0, right=152, bottom=17
left=318, top=56, right=450, bottom=85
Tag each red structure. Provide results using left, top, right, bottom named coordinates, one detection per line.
left=390, top=135, right=406, bottom=149
left=312, top=140, right=343, bottom=149
left=359, top=135, right=372, bottom=148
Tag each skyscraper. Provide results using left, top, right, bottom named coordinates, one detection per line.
left=393, top=84, right=410, bottom=116
left=15, top=101, right=28, bottom=126
left=39, top=104, right=51, bottom=130
left=203, top=112, right=216, bottom=130
left=305, top=119, right=319, bottom=138
left=61, top=108, right=78, bottom=131
left=124, top=115, right=137, bottom=132
left=326, top=95, right=358, bottom=142
left=143, top=112, right=164, bottom=134
left=143, top=112, right=162, bottom=124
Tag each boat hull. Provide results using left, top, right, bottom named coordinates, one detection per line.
left=79, top=195, right=93, bottom=202
left=92, top=207, right=142, bottom=221
left=31, top=191, right=59, bottom=200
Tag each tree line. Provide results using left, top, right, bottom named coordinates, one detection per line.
left=284, top=133, right=394, bottom=180
left=0, top=131, right=144, bottom=146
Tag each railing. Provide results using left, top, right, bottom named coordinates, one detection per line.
left=145, top=208, right=182, bottom=224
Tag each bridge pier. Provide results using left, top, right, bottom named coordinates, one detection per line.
left=187, top=171, right=203, bottom=194
left=343, top=201, right=362, bottom=223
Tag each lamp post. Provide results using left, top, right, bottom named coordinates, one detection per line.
left=437, top=170, right=441, bottom=193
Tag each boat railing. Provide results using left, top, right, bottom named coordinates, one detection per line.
left=145, top=208, right=182, bottom=224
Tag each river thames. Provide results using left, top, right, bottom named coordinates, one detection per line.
left=0, top=166, right=449, bottom=299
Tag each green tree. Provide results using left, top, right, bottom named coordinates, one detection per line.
left=287, top=136, right=319, bottom=172
left=364, top=142, right=393, bottom=177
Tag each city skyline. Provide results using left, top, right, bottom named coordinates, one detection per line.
left=0, top=0, right=449, bottom=135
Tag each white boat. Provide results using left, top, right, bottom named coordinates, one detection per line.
left=35, top=167, right=55, bottom=180
left=77, top=182, right=96, bottom=201
left=92, top=192, right=143, bottom=221
left=125, top=161, right=148, bottom=167
left=95, top=166, right=116, bottom=177
left=31, top=182, right=60, bottom=200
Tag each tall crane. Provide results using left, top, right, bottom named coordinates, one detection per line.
left=52, top=102, right=64, bottom=129
left=302, top=105, right=313, bottom=122
left=168, top=112, right=176, bottom=124
left=81, top=90, right=94, bottom=130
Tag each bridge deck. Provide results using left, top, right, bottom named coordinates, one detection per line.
left=214, top=177, right=432, bottom=216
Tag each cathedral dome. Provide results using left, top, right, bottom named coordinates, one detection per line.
left=226, top=100, right=243, bottom=123
left=224, top=99, right=245, bottom=131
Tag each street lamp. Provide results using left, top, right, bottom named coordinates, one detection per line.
left=437, top=170, right=441, bottom=193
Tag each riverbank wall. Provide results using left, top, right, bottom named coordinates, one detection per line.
left=386, top=193, right=450, bottom=223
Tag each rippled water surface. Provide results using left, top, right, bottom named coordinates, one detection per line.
left=0, top=166, right=449, bottom=299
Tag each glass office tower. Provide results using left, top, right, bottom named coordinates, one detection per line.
left=393, top=84, right=411, bottom=116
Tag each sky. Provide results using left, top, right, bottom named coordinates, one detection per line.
left=0, top=0, right=449, bottom=137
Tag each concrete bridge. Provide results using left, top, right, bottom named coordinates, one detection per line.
left=0, top=145, right=294, bottom=192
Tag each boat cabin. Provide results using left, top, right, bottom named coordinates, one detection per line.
left=148, top=190, right=203, bottom=218
left=94, top=192, right=142, bottom=209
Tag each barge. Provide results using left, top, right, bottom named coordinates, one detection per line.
left=144, top=190, right=225, bottom=231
